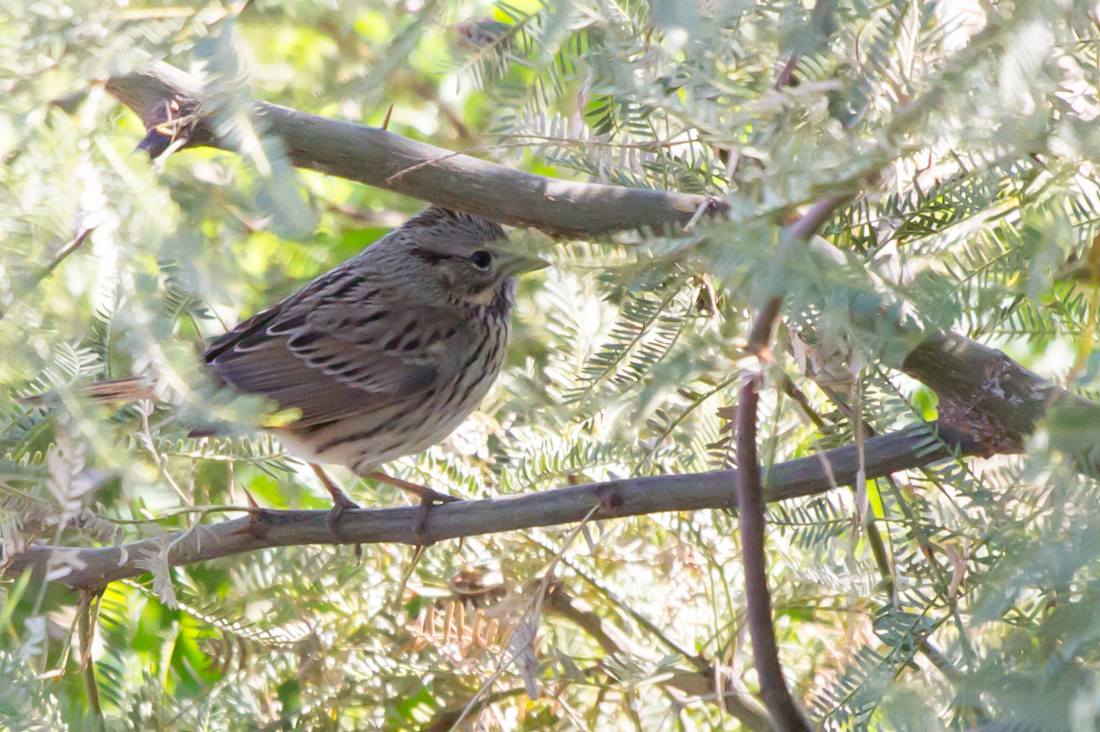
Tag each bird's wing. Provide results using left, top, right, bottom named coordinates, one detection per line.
left=204, top=272, right=466, bottom=427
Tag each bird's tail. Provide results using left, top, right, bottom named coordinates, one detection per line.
left=19, top=376, right=162, bottom=406
left=18, top=377, right=248, bottom=440
left=20, top=377, right=275, bottom=439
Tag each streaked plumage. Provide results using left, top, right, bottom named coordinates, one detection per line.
left=18, top=206, right=541, bottom=528
left=201, top=206, right=540, bottom=478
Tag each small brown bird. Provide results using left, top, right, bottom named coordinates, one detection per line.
left=69, top=206, right=545, bottom=531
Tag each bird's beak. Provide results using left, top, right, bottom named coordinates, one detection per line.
left=497, top=251, right=549, bottom=277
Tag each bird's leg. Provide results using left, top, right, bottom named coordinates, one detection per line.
left=366, top=471, right=461, bottom=541
left=310, top=463, right=361, bottom=548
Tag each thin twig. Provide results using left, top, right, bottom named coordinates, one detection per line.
left=138, top=401, right=192, bottom=506
left=546, top=547, right=775, bottom=731
left=78, top=589, right=104, bottom=731
left=448, top=503, right=601, bottom=731
left=563, top=556, right=708, bottom=674
left=0, top=226, right=97, bottom=322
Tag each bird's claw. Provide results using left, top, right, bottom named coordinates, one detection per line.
left=312, top=463, right=362, bottom=556
left=325, top=487, right=361, bottom=543
left=413, top=489, right=459, bottom=544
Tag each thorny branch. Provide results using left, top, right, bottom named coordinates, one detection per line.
left=3, top=421, right=982, bottom=589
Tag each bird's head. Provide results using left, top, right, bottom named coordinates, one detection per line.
left=396, top=206, right=547, bottom=307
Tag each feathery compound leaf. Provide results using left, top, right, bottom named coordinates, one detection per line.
left=564, top=275, right=694, bottom=412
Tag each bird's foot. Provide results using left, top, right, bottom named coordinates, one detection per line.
left=325, top=485, right=361, bottom=538
left=366, top=471, right=461, bottom=544
left=310, top=463, right=362, bottom=558
left=412, top=492, right=453, bottom=544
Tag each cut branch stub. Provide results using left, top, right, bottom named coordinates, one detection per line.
left=104, top=65, right=214, bottom=158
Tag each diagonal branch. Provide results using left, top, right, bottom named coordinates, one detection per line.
left=544, top=584, right=774, bottom=732
left=103, top=60, right=726, bottom=238
left=3, top=422, right=981, bottom=590
left=900, top=332, right=1089, bottom=454
left=746, top=194, right=852, bottom=354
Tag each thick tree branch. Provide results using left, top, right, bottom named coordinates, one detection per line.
left=801, top=233, right=1100, bottom=468
left=103, top=61, right=725, bottom=238
left=3, top=422, right=981, bottom=589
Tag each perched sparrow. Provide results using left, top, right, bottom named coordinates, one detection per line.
left=64, top=207, right=546, bottom=532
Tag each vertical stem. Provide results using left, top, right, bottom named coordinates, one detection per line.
left=736, top=374, right=813, bottom=732
left=747, top=297, right=784, bottom=355
left=78, top=590, right=104, bottom=732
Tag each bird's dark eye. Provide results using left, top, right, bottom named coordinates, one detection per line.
left=469, top=250, right=493, bottom=270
